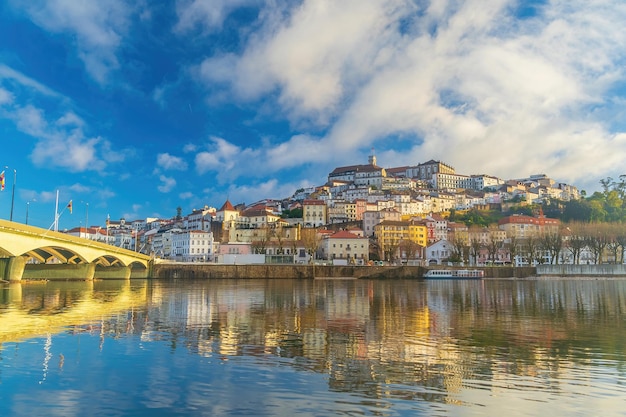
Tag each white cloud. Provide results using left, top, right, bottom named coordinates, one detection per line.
left=69, top=183, right=92, bottom=193
left=194, top=136, right=260, bottom=181
left=11, top=0, right=134, bottom=84
left=0, top=87, right=14, bottom=105
left=0, top=64, right=61, bottom=97
left=193, top=0, right=626, bottom=188
left=225, top=179, right=302, bottom=206
left=179, top=191, right=194, bottom=199
left=157, top=153, right=188, bottom=171
left=157, top=175, right=176, bottom=193
left=183, top=143, right=197, bottom=153
left=1, top=66, right=128, bottom=173
left=8, top=105, right=113, bottom=172
left=173, top=0, right=253, bottom=34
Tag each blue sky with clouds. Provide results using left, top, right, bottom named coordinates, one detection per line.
left=1, top=0, right=626, bottom=229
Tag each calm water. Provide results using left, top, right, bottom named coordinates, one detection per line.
left=0, top=278, right=625, bottom=416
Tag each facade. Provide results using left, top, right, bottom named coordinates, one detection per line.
left=471, top=175, right=504, bottom=190
left=363, top=207, right=401, bottom=237
left=171, top=230, right=214, bottom=262
left=426, top=239, right=453, bottom=265
left=374, top=220, right=428, bottom=262
left=424, top=213, right=448, bottom=243
left=406, top=160, right=456, bottom=182
left=185, top=206, right=216, bottom=232
left=432, top=173, right=472, bottom=190
left=320, top=230, right=369, bottom=265
left=303, top=199, right=328, bottom=227
left=152, top=228, right=182, bottom=259
left=238, top=207, right=281, bottom=229
left=215, top=199, right=240, bottom=232
left=498, top=213, right=560, bottom=238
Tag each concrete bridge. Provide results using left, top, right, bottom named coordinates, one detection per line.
left=0, top=219, right=152, bottom=281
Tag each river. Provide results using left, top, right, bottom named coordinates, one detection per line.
left=0, top=278, right=624, bottom=416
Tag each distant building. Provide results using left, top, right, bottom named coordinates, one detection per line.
left=320, top=230, right=369, bottom=265
left=171, top=230, right=214, bottom=262
left=498, top=212, right=560, bottom=238
left=303, top=199, right=327, bottom=227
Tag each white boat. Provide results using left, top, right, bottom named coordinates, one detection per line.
left=423, top=269, right=484, bottom=279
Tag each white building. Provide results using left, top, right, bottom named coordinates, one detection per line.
left=426, top=239, right=453, bottom=265
left=171, top=230, right=214, bottom=262
left=320, top=230, right=369, bottom=265
left=363, top=208, right=401, bottom=237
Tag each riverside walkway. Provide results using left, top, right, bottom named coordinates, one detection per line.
left=0, top=219, right=152, bottom=281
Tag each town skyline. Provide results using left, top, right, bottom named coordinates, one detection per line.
left=2, top=152, right=580, bottom=230
left=2, top=1, right=626, bottom=230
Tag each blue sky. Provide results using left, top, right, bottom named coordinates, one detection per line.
left=1, top=0, right=626, bottom=230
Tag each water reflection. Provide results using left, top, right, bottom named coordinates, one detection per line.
left=0, top=278, right=625, bottom=416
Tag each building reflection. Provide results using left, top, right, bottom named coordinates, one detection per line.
left=1, top=278, right=624, bottom=403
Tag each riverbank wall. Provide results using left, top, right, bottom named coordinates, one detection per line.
left=150, top=263, right=536, bottom=279
left=537, top=264, right=626, bottom=276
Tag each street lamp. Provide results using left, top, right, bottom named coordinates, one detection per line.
left=26, top=201, right=30, bottom=225
left=81, top=201, right=89, bottom=239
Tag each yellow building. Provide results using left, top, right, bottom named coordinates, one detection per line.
left=374, top=220, right=428, bottom=261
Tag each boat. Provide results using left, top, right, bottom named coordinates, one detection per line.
left=423, top=269, right=484, bottom=279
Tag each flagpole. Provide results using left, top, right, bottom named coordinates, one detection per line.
left=54, top=190, right=59, bottom=232
left=9, top=168, right=16, bottom=222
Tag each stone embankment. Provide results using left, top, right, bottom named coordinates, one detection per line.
left=537, top=264, right=626, bottom=277
left=150, top=263, right=536, bottom=279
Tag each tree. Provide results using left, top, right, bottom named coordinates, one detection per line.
left=450, top=236, right=470, bottom=265
left=301, top=228, right=322, bottom=262
left=486, top=233, right=502, bottom=265
left=564, top=222, right=587, bottom=264
left=540, top=231, right=563, bottom=264
left=506, top=234, right=520, bottom=266
left=270, top=223, right=285, bottom=254
left=398, top=239, right=421, bottom=263
left=522, top=234, right=543, bottom=266
left=586, top=225, right=609, bottom=264
left=470, top=238, right=482, bottom=266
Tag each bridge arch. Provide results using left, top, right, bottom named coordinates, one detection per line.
left=0, top=220, right=151, bottom=281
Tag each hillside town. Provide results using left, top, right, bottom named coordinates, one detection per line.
left=63, top=154, right=591, bottom=267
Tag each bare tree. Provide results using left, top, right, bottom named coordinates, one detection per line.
left=486, top=233, right=502, bottom=265
left=470, top=238, right=482, bottom=266
left=506, top=234, right=519, bottom=266
left=603, top=222, right=626, bottom=264
left=615, top=224, right=626, bottom=264
left=564, top=222, right=587, bottom=264
left=540, top=231, right=563, bottom=264
left=450, top=236, right=470, bottom=265
left=398, top=239, right=421, bottom=263
left=586, top=223, right=610, bottom=264
left=301, top=228, right=322, bottom=263
left=523, top=234, right=543, bottom=265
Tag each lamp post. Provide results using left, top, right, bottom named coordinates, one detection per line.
left=26, top=201, right=30, bottom=225
left=82, top=201, right=89, bottom=239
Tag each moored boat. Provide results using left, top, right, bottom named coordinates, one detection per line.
left=423, top=269, right=484, bottom=279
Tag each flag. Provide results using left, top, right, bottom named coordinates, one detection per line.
left=67, top=200, right=73, bottom=214
left=0, top=170, right=4, bottom=191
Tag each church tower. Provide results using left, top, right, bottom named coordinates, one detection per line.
left=368, top=149, right=377, bottom=166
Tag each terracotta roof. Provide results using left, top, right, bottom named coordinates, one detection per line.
left=303, top=199, right=326, bottom=205
left=241, top=208, right=276, bottom=217
left=329, top=164, right=382, bottom=176
left=329, top=230, right=364, bottom=239
left=219, top=199, right=236, bottom=211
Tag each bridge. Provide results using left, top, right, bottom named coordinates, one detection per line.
left=0, top=219, right=152, bottom=281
